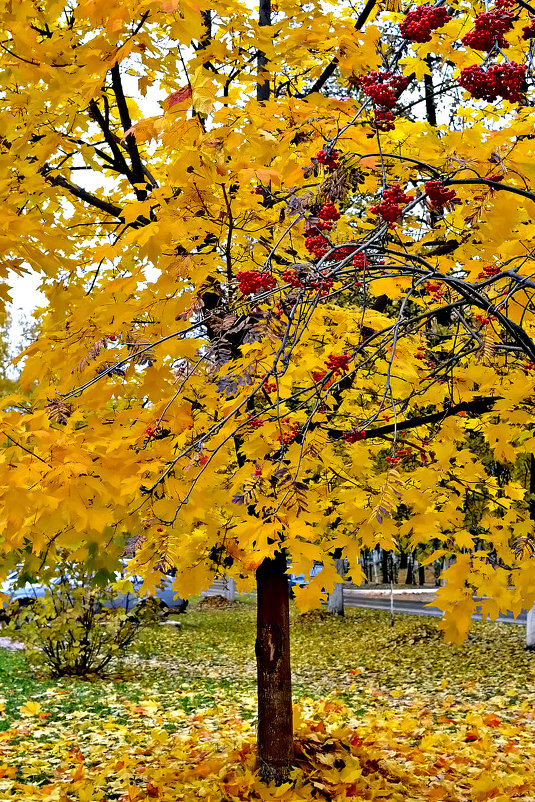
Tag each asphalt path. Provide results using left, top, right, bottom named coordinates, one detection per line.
left=343, top=593, right=528, bottom=626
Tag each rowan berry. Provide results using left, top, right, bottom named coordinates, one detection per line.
left=325, top=353, right=351, bottom=373
left=424, top=180, right=457, bottom=208
left=318, top=201, right=341, bottom=221
left=459, top=63, right=526, bottom=103
left=343, top=429, right=366, bottom=443
left=237, top=270, right=277, bottom=294
left=305, top=233, right=330, bottom=258
left=360, top=72, right=409, bottom=109
left=400, top=5, right=450, bottom=43
left=372, top=108, right=396, bottom=132
left=523, top=17, right=535, bottom=38
left=462, top=9, right=513, bottom=51
left=278, top=423, right=299, bottom=445
left=282, top=269, right=304, bottom=288
left=371, top=184, right=414, bottom=224
left=248, top=417, right=264, bottom=429
left=316, top=148, right=340, bottom=171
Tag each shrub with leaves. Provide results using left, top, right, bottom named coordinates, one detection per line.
left=6, top=563, right=161, bottom=676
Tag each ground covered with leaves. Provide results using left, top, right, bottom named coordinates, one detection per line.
left=0, top=603, right=534, bottom=801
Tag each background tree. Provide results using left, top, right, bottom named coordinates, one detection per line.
left=2, top=0, right=535, bottom=784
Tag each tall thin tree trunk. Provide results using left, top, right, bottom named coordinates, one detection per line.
left=381, top=549, right=390, bottom=584
left=418, top=564, right=425, bottom=586
left=328, top=558, right=346, bottom=615
left=256, top=552, right=293, bottom=784
left=405, top=554, right=414, bottom=585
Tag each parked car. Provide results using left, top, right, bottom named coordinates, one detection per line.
left=288, top=562, right=323, bottom=594
left=0, top=566, right=187, bottom=621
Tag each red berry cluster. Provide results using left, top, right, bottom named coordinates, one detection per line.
left=385, top=454, right=401, bottom=465
left=478, top=264, right=502, bottom=278
left=248, top=416, right=264, bottom=429
left=264, top=382, right=277, bottom=393
left=237, top=270, right=277, bottom=294
left=474, top=313, right=496, bottom=325
left=353, top=252, right=366, bottom=269
left=459, top=63, right=526, bottom=102
left=282, top=268, right=304, bottom=288
left=316, top=148, right=340, bottom=171
left=415, top=346, right=427, bottom=361
left=305, top=202, right=341, bottom=259
left=360, top=72, right=409, bottom=108
left=343, top=428, right=366, bottom=443
left=145, top=424, right=160, bottom=437
left=278, top=423, right=299, bottom=446
left=400, top=5, right=451, bottom=43
left=425, top=180, right=457, bottom=208
left=462, top=9, right=513, bottom=51
left=318, top=201, right=341, bottom=222
left=426, top=281, right=444, bottom=298
left=325, top=353, right=351, bottom=373
left=371, top=184, right=414, bottom=224
left=523, top=18, right=535, bottom=38
left=372, top=108, right=396, bottom=132
left=305, top=233, right=330, bottom=258
left=310, top=276, right=334, bottom=295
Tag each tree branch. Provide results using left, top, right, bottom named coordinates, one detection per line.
left=328, top=396, right=499, bottom=441
left=296, top=0, right=376, bottom=98
left=110, top=62, right=149, bottom=193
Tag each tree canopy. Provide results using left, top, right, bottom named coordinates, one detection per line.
left=1, top=0, right=535, bottom=643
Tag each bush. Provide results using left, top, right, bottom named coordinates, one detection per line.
left=6, top=562, right=162, bottom=676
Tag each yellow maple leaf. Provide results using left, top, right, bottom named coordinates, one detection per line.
left=19, top=701, right=42, bottom=716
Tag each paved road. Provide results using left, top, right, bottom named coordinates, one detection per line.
left=343, top=593, right=528, bottom=626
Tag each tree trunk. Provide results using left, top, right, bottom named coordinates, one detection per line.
left=327, top=558, right=346, bottom=615
left=256, top=552, right=293, bottom=784
left=527, top=604, right=535, bottom=650
left=418, top=564, right=425, bottom=586
left=405, top=554, right=414, bottom=585
left=381, top=549, right=390, bottom=584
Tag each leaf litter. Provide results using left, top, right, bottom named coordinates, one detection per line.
left=0, top=605, right=534, bottom=800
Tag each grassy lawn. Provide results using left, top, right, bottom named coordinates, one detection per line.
left=0, top=602, right=534, bottom=800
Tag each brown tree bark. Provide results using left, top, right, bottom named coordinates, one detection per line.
left=255, top=551, right=293, bottom=784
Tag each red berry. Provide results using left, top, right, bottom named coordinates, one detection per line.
left=459, top=63, right=526, bottom=103
left=237, top=270, right=277, bottom=295
left=400, top=5, right=451, bottom=43
left=360, top=72, right=409, bottom=109
left=523, top=17, right=535, bottom=38
left=424, top=180, right=458, bottom=208
left=343, top=429, right=366, bottom=443
left=462, top=10, right=513, bottom=52
left=371, top=184, right=414, bottom=224
left=316, top=148, right=340, bottom=171
left=325, top=353, right=351, bottom=374
left=282, top=269, right=304, bottom=288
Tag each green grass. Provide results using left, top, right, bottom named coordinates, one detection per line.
left=1, top=602, right=533, bottom=733
left=1, top=604, right=535, bottom=799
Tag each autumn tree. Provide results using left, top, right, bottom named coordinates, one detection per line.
left=3, top=0, right=535, bottom=784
